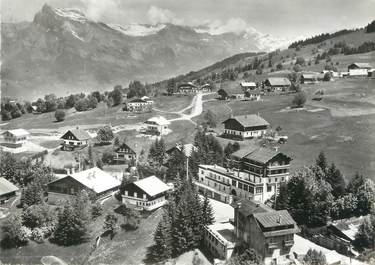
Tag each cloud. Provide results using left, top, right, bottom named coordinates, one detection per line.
left=147, top=6, right=183, bottom=25
left=200, top=18, right=259, bottom=35
left=78, top=0, right=121, bottom=21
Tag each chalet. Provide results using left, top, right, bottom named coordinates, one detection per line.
left=222, top=114, right=269, bottom=139
left=166, top=143, right=197, bottom=158
left=244, top=89, right=261, bottom=101
left=1, top=129, right=30, bottom=148
left=200, top=83, right=213, bottom=92
left=0, top=177, right=19, bottom=204
left=240, top=81, right=257, bottom=90
left=348, top=63, right=373, bottom=76
left=145, top=116, right=170, bottom=135
left=113, top=143, right=136, bottom=164
left=124, top=98, right=153, bottom=112
left=301, top=73, right=320, bottom=84
left=178, top=82, right=198, bottom=93
left=217, top=89, right=229, bottom=100
left=234, top=199, right=300, bottom=265
left=368, top=69, right=375, bottom=78
left=195, top=146, right=292, bottom=203
left=121, top=175, right=170, bottom=211
left=60, top=128, right=91, bottom=151
left=47, top=167, right=120, bottom=204
left=264, top=77, right=291, bottom=91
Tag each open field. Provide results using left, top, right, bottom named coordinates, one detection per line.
left=200, top=78, right=375, bottom=181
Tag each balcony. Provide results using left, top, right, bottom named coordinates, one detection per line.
left=267, top=242, right=279, bottom=249
left=283, top=240, right=294, bottom=247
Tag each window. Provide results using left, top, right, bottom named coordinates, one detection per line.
left=232, top=180, right=237, bottom=186
left=267, top=186, right=272, bottom=192
left=256, top=187, right=263, bottom=194
left=243, top=184, right=248, bottom=191
left=238, top=182, right=243, bottom=189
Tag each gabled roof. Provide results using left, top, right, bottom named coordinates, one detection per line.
left=349, top=62, right=373, bottom=69
left=49, top=167, right=120, bottom=194
left=115, top=143, right=136, bottom=154
left=0, top=177, right=19, bottom=196
left=129, top=98, right=147, bottom=103
left=146, top=116, right=170, bottom=126
left=2, top=129, right=30, bottom=137
left=254, top=210, right=296, bottom=229
left=178, top=82, right=197, bottom=88
left=240, top=82, right=256, bottom=87
left=234, top=199, right=272, bottom=217
left=224, top=114, right=270, bottom=128
left=266, top=77, right=291, bottom=86
left=133, top=176, right=170, bottom=197
left=167, top=143, right=197, bottom=157
left=244, top=148, right=280, bottom=164
left=231, top=145, right=259, bottom=159
left=61, top=129, right=91, bottom=141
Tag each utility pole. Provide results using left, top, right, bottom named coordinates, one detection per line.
left=186, top=156, right=189, bottom=181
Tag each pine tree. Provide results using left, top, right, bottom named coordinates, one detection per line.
left=202, top=193, right=215, bottom=226
left=113, top=136, right=120, bottom=146
left=21, top=181, right=44, bottom=207
left=326, top=163, right=345, bottom=197
left=316, top=151, right=328, bottom=173
left=152, top=213, right=173, bottom=261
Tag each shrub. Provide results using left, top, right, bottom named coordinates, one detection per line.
left=91, top=202, right=103, bottom=219
left=292, top=91, right=307, bottom=108
left=31, top=228, right=45, bottom=243
left=55, top=109, right=66, bottom=122
left=1, top=214, right=30, bottom=247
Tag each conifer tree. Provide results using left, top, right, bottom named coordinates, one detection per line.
left=326, top=163, right=345, bottom=198
left=152, top=213, right=173, bottom=261
left=202, top=193, right=215, bottom=226
left=316, top=151, right=328, bottom=173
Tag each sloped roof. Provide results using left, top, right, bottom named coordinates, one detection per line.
left=52, top=167, right=120, bottom=194
left=234, top=199, right=272, bottom=217
left=302, top=73, right=319, bottom=79
left=61, top=129, right=91, bottom=141
left=240, top=82, right=256, bottom=87
left=178, top=82, right=198, bottom=88
left=167, top=143, right=197, bottom=157
left=349, top=62, right=373, bottom=69
left=244, top=148, right=280, bottom=163
left=129, top=98, right=147, bottom=103
left=2, top=129, right=30, bottom=137
left=230, top=145, right=259, bottom=159
left=133, top=176, right=170, bottom=197
left=224, top=114, right=270, bottom=128
left=254, top=210, right=296, bottom=229
left=146, top=116, right=170, bottom=126
left=266, top=77, right=291, bottom=86
left=0, top=177, right=19, bottom=196
left=115, top=143, right=136, bottom=154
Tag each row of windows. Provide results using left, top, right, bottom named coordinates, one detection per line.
left=268, top=177, right=285, bottom=183
left=136, top=198, right=163, bottom=207
left=269, top=169, right=288, bottom=175
left=233, top=180, right=263, bottom=194
left=208, top=172, right=230, bottom=184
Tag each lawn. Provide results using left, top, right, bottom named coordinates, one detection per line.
left=153, top=94, right=193, bottom=112
left=197, top=78, right=375, bottom=181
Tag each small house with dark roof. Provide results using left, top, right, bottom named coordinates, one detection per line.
left=264, top=77, right=291, bottom=91
left=121, top=175, right=171, bottom=211
left=60, top=128, right=91, bottom=151
left=177, top=82, right=198, bottom=94
left=348, top=62, right=373, bottom=76
left=200, top=83, right=213, bottom=92
left=0, top=177, right=19, bottom=203
left=223, top=114, right=270, bottom=139
left=166, top=143, right=197, bottom=158
left=113, top=143, right=136, bottom=164
left=234, top=199, right=299, bottom=265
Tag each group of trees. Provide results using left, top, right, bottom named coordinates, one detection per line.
left=366, top=20, right=375, bottom=33
left=275, top=152, right=375, bottom=228
left=147, top=179, right=214, bottom=263
left=354, top=208, right=375, bottom=250
left=1, top=98, right=32, bottom=121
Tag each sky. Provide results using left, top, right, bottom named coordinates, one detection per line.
left=1, top=0, right=374, bottom=39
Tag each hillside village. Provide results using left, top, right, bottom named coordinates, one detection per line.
left=1, top=7, right=375, bottom=265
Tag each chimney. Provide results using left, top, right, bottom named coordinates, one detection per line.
left=277, top=214, right=281, bottom=224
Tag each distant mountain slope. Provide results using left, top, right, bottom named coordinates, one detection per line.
left=1, top=4, right=288, bottom=100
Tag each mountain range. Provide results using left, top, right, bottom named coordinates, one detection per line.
left=1, top=4, right=290, bottom=100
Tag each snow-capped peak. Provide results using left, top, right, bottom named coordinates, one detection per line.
left=52, top=7, right=87, bottom=23
left=108, top=23, right=166, bottom=36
